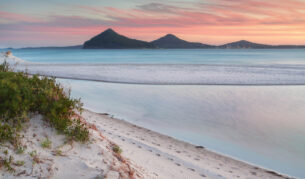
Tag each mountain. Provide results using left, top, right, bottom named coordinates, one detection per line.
left=151, top=34, right=213, bottom=48
left=83, top=29, right=155, bottom=49
left=219, top=40, right=305, bottom=49
left=82, top=29, right=305, bottom=49
left=219, top=40, right=272, bottom=49
left=273, top=45, right=305, bottom=49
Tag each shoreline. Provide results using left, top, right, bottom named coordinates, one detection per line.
left=29, top=74, right=305, bottom=86
left=0, top=53, right=297, bottom=178
left=83, top=109, right=293, bottom=179
left=0, top=102, right=295, bottom=178
left=14, top=62, right=305, bottom=86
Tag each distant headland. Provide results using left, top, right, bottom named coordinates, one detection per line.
left=7, top=28, right=305, bottom=49
left=82, top=28, right=305, bottom=49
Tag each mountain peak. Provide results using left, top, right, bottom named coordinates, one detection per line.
left=100, top=28, right=117, bottom=35
left=151, top=34, right=212, bottom=49
left=83, top=28, right=155, bottom=49
left=220, top=40, right=270, bottom=49
left=236, top=40, right=252, bottom=43
left=164, top=34, right=178, bottom=38
left=105, top=28, right=114, bottom=32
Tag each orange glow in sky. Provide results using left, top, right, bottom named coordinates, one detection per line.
left=1, top=0, right=305, bottom=47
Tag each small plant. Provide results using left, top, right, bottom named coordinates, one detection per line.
left=112, top=144, right=122, bottom=154
left=15, top=146, right=25, bottom=154
left=52, top=149, right=64, bottom=156
left=0, top=60, right=10, bottom=72
left=41, top=138, right=52, bottom=148
left=28, top=150, right=40, bottom=165
left=14, top=160, right=24, bottom=166
left=0, top=155, right=15, bottom=172
left=66, top=119, right=89, bottom=142
left=29, top=150, right=37, bottom=157
left=0, top=124, right=14, bottom=143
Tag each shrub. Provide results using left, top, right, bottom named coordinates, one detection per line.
left=0, top=155, right=14, bottom=172
left=0, top=62, right=89, bottom=145
left=0, top=124, right=14, bottom=143
left=29, top=150, right=37, bottom=158
left=112, top=144, right=122, bottom=154
left=15, top=146, right=25, bottom=154
left=41, top=138, right=52, bottom=149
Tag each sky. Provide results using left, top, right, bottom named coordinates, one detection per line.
left=1, top=0, right=305, bottom=48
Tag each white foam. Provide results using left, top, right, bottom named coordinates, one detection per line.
left=15, top=63, right=305, bottom=85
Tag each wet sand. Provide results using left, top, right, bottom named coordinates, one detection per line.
left=83, top=109, right=292, bottom=179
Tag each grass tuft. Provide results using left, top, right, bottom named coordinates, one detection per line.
left=0, top=62, right=89, bottom=146
left=15, top=146, right=25, bottom=154
left=41, top=138, right=52, bottom=149
left=14, top=160, right=25, bottom=166
left=0, top=155, right=15, bottom=172
left=112, top=144, right=122, bottom=154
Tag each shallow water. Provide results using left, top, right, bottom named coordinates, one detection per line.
left=58, top=79, right=305, bottom=178
left=8, top=48, right=305, bottom=178
left=11, top=48, right=305, bottom=65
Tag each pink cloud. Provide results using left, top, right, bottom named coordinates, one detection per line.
left=1, top=0, right=305, bottom=47
left=0, top=11, right=41, bottom=23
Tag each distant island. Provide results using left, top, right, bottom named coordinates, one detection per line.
left=83, top=29, right=154, bottom=49
left=151, top=34, right=213, bottom=49
left=83, top=29, right=305, bottom=49
left=6, top=28, right=305, bottom=49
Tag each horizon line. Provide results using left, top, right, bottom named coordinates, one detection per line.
left=2, top=28, right=305, bottom=49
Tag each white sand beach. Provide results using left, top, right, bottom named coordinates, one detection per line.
left=0, top=113, right=136, bottom=179
left=1, top=109, right=292, bottom=179
left=82, top=110, right=292, bottom=179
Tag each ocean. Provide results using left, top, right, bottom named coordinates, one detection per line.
left=11, top=48, right=305, bottom=65
left=10, top=48, right=305, bottom=178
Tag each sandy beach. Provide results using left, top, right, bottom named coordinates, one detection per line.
left=0, top=109, right=293, bottom=179
left=82, top=109, right=292, bottom=179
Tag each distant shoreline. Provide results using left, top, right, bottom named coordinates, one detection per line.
left=4, top=47, right=305, bottom=50
left=3, top=29, right=305, bottom=49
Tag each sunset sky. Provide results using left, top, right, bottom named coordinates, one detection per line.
left=1, top=0, right=305, bottom=48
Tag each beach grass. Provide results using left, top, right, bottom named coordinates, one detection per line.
left=0, top=62, right=89, bottom=151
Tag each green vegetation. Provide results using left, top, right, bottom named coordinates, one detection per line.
left=41, top=138, right=52, bottom=148
left=0, top=155, right=14, bottom=172
left=14, top=160, right=25, bottom=166
left=112, top=144, right=122, bottom=154
left=0, top=62, right=89, bottom=150
left=28, top=150, right=37, bottom=158
left=28, top=150, right=40, bottom=165
left=52, top=149, right=63, bottom=156
left=16, top=146, right=25, bottom=154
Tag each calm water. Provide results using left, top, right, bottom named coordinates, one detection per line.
left=8, top=49, right=305, bottom=178
left=11, top=48, right=305, bottom=65
left=58, top=79, right=305, bottom=178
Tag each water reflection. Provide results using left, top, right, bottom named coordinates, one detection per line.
left=58, top=79, right=305, bottom=178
